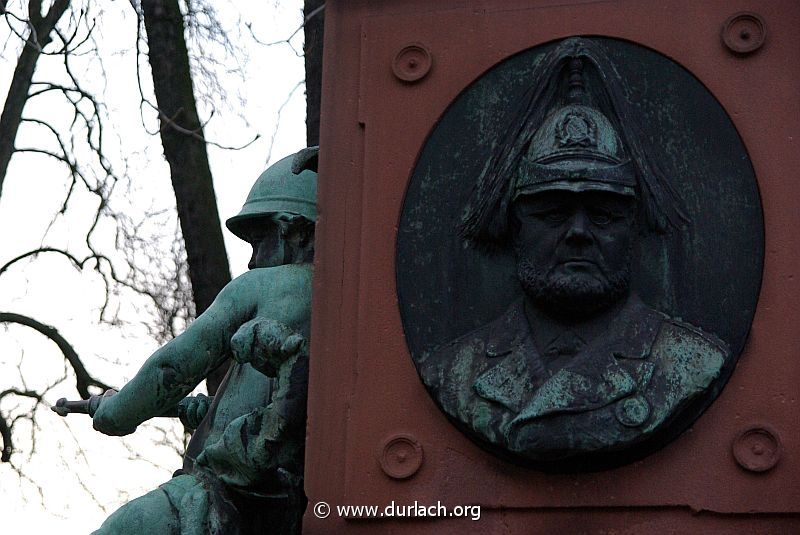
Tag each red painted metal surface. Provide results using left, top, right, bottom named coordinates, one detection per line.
left=306, top=1, right=800, bottom=532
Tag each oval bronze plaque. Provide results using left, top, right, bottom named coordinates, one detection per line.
left=396, top=37, right=763, bottom=471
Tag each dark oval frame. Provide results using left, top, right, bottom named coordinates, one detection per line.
left=396, top=36, right=764, bottom=470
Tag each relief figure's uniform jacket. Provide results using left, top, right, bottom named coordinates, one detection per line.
left=420, top=294, right=728, bottom=463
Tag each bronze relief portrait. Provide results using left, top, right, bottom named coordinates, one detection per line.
left=396, top=38, right=763, bottom=470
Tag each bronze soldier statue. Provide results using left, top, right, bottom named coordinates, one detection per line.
left=58, top=148, right=317, bottom=534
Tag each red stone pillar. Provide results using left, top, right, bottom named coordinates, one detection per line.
left=306, top=1, right=800, bottom=532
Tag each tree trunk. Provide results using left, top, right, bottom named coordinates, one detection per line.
left=0, top=0, right=70, bottom=199
left=304, top=0, right=325, bottom=147
left=140, top=0, right=231, bottom=392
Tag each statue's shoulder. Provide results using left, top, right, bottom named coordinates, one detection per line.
left=234, top=264, right=312, bottom=279
left=231, top=264, right=313, bottom=293
left=650, top=315, right=729, bottom=391
left=217, top=265, right=313, bottom=322
left=420, top=301, right=524, bottom=387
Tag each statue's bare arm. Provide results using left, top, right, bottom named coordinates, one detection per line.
left=92, top=264, right=313, bottom=436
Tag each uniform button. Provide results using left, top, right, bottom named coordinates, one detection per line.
left=615, top=396, right=650, bottom=427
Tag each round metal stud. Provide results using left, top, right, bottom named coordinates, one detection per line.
left=732, top=425, right=781, bottom=472
left=722, top=12, right=766, bottom=55
left=615, top=396, right=650, bottom=428
left=392, top=44, right=432, bottom=82
left=380, top=434, right=424, bottom=479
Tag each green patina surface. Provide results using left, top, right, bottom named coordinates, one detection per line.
left=88, top=147, right=318, bottom=533
left=92, top=265, right=312, bottom=534
left=404, top=37, right=750, bottom=470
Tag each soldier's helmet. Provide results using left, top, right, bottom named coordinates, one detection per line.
left=226, top=147, right=318, bottom=241
left=461, top=39, right=687, bottom=247
left=514, top=103, right=636, bottom=201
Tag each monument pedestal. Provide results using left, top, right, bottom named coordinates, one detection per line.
left=306, top=1, right=800, bottom=532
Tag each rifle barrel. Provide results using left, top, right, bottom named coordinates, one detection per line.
left=51, top=395, right=179, bottom=418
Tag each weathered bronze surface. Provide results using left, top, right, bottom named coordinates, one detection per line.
left=78, top=148, right=318, bottom=534
left=397, top=37, right=763, bottom=470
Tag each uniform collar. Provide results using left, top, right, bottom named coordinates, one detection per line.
left=473, top=294, right=663, bottom=419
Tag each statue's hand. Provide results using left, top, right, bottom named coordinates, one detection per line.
left=230, top=318, right=306, bottom=377
left=196, top=405, right=287, bottom=489
left=92, top=389, right=138, bottom=436
left=272, top=347, right=309, bottom=431
left=177, top=393, right=213, bottom=430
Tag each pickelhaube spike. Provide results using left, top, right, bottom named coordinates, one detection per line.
left=567, top=58, right=587, bottom=104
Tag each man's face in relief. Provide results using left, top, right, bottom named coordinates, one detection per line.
left=513, top=189, right=637, bottom=320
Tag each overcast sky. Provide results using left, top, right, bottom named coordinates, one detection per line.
left=0, top=1, right=307, bottom=532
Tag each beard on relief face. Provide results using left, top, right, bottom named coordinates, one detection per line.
left=516, top=257, right=631, bottom=321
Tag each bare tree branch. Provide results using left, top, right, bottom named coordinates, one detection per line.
left=138, top=0, right=232, bottom=391
left=0, top=247, right=81, bottom=276
left=265, top=80, right=303, bottom=165
left=0, top=376, right=56, bottom=463
left=0, top=312, right=111, bottom=398
left=0, top=246, right=110, bottom=277
left=0, top=410, right=12, bottom=461
left=247, top=2, right=324, bottom=55
left=0, top=0, right=309, bottom=506
left=127, top=2, right=259, bottom=152
left=139, top=101, right=260, bottom=150
left=1, top=388, right=44, bottom=401
left=0, top=0, right=70, bottom=198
